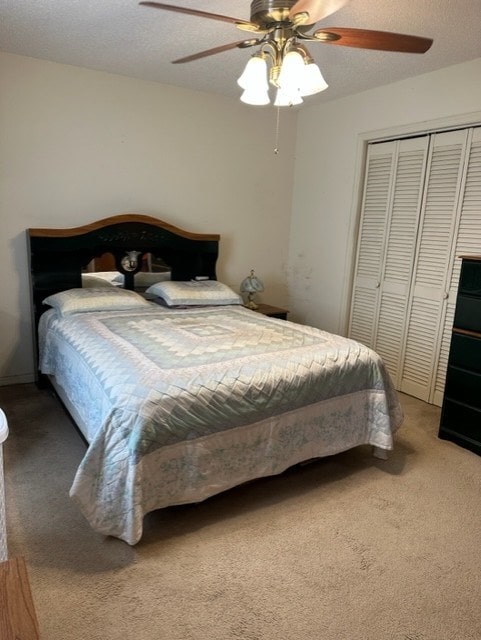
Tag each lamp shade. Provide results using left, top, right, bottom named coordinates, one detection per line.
left=300, top=62, right=328, bottom=96
left=240, top=87, right=270, bottom=106
left=237, top=56, right=269, bottom=90
left=238, top=56, right=270, bottom=106
left=277, top=50, right=305, bottom=95
left=277, top=50, right=326, bottom=106
left=240, top=270, right=264, bottom=294
left=274, top=88, right=303, bottom=107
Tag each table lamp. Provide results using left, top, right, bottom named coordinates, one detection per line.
left=240, top=269, right=264, bottom=310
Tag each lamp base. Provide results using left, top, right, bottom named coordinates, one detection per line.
left=244, top=300, right=259, bottom=310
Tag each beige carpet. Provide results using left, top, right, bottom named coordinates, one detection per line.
left=1, top=383, right=480, bottom=640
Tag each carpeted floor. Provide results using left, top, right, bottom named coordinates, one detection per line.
left=1, top=383, right=480, bottom=640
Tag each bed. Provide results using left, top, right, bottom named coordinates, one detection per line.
left=28, top=214, right=403, bottom=545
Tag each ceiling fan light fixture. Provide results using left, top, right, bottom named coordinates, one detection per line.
left=141, top=1, right=434, bottom=108
left=237, top=43, right=328, bottom=106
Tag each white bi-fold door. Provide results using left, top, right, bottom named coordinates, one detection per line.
left=349, top=127, right=481, bottom=406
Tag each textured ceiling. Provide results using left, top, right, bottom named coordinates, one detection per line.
left=1, top=0, right=481, bottom=106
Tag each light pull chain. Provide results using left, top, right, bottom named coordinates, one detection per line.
left=274, top=106, right=281, bottom=155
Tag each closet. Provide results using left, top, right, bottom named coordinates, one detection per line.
left=348, top=126, right=481, bottom=406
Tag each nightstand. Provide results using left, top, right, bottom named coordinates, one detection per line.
left=253, top=303, right=289, bottom=320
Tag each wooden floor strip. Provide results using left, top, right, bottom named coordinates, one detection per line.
left=0, top=556, right=40, bottom=639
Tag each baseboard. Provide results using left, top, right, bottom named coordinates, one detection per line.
left=0, top=373, right=35, bottom=387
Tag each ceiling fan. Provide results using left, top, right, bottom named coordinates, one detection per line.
left=139, top=0, right=433, bottom=106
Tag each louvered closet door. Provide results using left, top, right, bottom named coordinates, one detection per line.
left=349, top=137, right=429, bottom=384
left=400, top=129, right=470, bottom=402
left=348, top=141, right=396, bottom=348
left=431, top=126, right=481, bottom=405
left=375, top=137, right=429, bottom=384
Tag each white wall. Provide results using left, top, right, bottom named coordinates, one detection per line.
left=0, top=52, right=297, bottom=385
left=289, top=57, right=481, bottom=333
left=4, top=52, right=481, bottom=386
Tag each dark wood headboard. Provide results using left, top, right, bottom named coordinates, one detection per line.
left=27, top=213, right=220, bottom=355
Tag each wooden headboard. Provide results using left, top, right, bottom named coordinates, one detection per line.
left=27, top=213, right=220, bottom=335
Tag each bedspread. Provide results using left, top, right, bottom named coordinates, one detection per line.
left=39, top=305, right=403, bottom=544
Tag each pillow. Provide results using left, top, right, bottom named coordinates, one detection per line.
left=43, top=288, right=151, bottom=316
left=145, top=280, right=242, bottom=307
left=81, top=272, right=122, bottom=288
left=112, top=271, right=172, bottom=287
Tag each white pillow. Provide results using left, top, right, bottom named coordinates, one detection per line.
left=43, top=288, right=151, bottom=315
left=81, top=272, right=121, bottom=288
left=145, top=280, right=242, bottom=307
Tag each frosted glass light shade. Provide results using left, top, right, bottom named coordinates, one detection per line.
left=277, top=50, right=305, bottom=94
left=274, top=88, right=303, bottom=107
left=240, top=270, right=264, bottom=293
left=237, top=56, right=269, bottom=90
left=300, top=62, right=328, bottom=96
left=238, top=56, right=270, bottom=105
left=240, top=88, right=270, bottom=106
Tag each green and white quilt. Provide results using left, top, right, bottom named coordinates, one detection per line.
left=39, top=304, right=403, bottom=544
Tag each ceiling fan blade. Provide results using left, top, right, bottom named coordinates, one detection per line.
left=172, top=40, right=259, bottom=64
left=313, top=27, right=433, bottom=53
left=139, top=2, right=255, bottom=29
left=289, top=0, right=350, bottom=25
